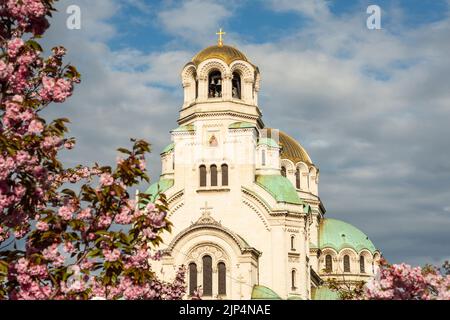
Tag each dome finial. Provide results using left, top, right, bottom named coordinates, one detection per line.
left=216, top=28, right=226, bottom=47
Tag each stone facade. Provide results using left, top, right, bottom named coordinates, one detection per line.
left=145, top=42, right=380, bottom=300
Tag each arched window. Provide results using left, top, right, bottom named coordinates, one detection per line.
left=208, top=71, right=222, bottom=98
left=325, top=255, right=333, bottom=273
left=307, top=170, right=311, bottom=189
left=218, top=262, right=226, bottom=295
left=199, top=165, right=207, bottom=187
left=343, top=255, right=351, bottom=272
left=281, top=166, right=286, bottom=177
left=221, top=164, right=228, bottom=186
left=195, top=79, right=198, bottom=99
left=232, top=72, right=241, bottom=99
left=360, top=255, right=365, bottom=273
left=308, top=167, right=315, bottom=190
left=290, top=235, right=295, bottom=251
left=210, top=165, right=218, bottom=187
left=189, top=263, right=197, bottom=296
left=291, top=270, right=297, bottom=289
left=295, top=168, right=301, bottom=189
left=202, top=255, right=213, bottom=296
left=261, top=150, right=266, bottom=166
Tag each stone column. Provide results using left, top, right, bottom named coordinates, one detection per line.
left=222, top=72, right=232, bottom=100
left=197, top=75, right=208, bottom=101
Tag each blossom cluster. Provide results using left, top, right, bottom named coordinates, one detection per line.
left=364, top=261, right=450, bottom=300
left=3, top=0, right=50, bottom=36
left=0, top=0, right=186, bottom=300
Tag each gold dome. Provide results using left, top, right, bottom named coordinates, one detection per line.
left=266, top=129, right=313, bottom=165
left=192, top=45, right=248, bottom=66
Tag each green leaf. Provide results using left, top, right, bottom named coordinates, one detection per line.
left=61, top=189, right=77, bottom=197
left=26, top=40, right=43, bottom=52
left=0, top=261, right=8, bottom=274
left=87, top=249, right=101, bottom=258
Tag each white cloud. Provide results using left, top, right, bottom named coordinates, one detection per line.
left=42, top=0, right=184, bottom=175
left=124, top=0, right=152, bottom=13
left=269, top=0, right=331, bottom=20
left=237, top=2, right=450, bottom=265
left=157, top=0, right=232, bottom=45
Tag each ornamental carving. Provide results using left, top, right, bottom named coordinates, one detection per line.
left=187, top=243, right=229, bottom=266
left=230, top=61, right=254, bottom=79
left=181, top=64, right=197, bottom=83
left=198, top=60, right=228, bottom=78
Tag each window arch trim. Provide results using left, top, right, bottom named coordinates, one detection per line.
left=360, top=255, right=365, bottom=273
left=218, top=262, right=226, bottom=295
left=325, top=254, right=333, bottom=273
left=210, top=164, right=218, bottom=186
left=221, top=164, right=228, bottom=186
left=199, top=165, right=207, bottom=187
left=188, top=262, right=198, bottom=296
left=291, top=269, right=297, bottom=290
left=343, top=254, right=351, bottom=273
left=202, top=255, right=213, bottom=296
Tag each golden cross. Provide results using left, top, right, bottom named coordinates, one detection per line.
left=216, top=28, right=226, bottom=47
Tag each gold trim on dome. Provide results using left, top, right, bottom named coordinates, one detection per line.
left=192, top=45, right=248, bottom=66
left=266, top=129, right=313, bottom=165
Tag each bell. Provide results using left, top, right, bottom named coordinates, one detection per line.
left=210, top=79, right=215, bottom=85
left=217, top=79, right=222, bottom=85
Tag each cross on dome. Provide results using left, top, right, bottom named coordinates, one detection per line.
left=216, top=28, right=226, bottom=47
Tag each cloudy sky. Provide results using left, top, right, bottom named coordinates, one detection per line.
left=42, top=0, right=450, bottom=266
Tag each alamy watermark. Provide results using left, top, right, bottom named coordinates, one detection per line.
left=66, top=5, right=81, bottom=30
left=367, top=5, right=382, bottom=30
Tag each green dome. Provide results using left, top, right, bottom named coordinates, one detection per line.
left=319, top=218, right=377, bottom=254
left=251, top=285, right=282, bottom=300
left=256, top=175, right=303, bottom=205
left=311, top=286, right=340, bottom=300
left=172, top=124, right=195, bottom=132
left=229, top=121, right=256, bottom=129
left=258, top=138, right=279, bottom=148
left=161, top=143, right=174, bottom=154
left=143, top=179, right=174, bottom=203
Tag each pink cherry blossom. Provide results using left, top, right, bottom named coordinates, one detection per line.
left=42, top=244, right=65, bottom=267
left=57, top=206, right=73, bottom=221
left=6, top=0, right=46, bottom=20
left=36, top=221, right=49, bottom=231
left=97, top=215, right=112, bottom=228
left=0, top=2, right=186, bottom=300
left=138, top=159, right=146, bottom=171
left=0, top=60, right=14, bottom=79
left=39, top=76, right=73, bottom=103
left=63, top=241, right=75, bottom=253
left=7, top=38, right=24, bottom=58
left=28, top=119, right=44, bottom=134
left=114, top=206, right=132, bottom=225
left=342, top=260, right=450, bottom=300
left=78, top=207, right=92, bottom=220
left=42, top=136, right=62, bottom=150
left=99, top=173, right=114, bottom=187
left=103, top=248, right=121, bottom=262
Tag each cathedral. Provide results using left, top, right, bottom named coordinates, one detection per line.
left=145, top=32, right=381, bottom=300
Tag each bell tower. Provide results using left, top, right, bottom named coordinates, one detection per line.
left=179, top=29, right=262, bottom=127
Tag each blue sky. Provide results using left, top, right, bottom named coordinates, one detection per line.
left=42, top=0, right=450, bottom=267
left=109, top=1, right=449, bottom=51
